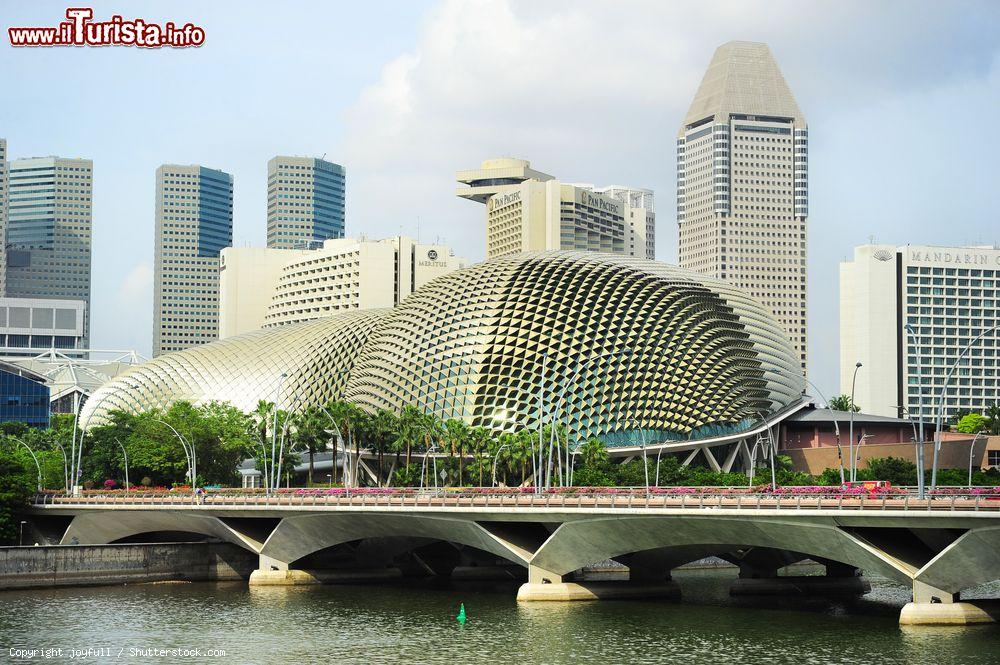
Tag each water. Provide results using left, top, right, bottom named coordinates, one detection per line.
left=2, top=570, right=999, bottom=664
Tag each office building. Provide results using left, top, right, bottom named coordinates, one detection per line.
left=266, top=156, right=346, bottom=249
left=0, top=296, right=87, bottom=357
left=840, top=243, right=1000, bottom=421
left=5, top=156, right=93, bottom=347
left=677, top=41, right=809, bottom=372
left=0, top=360, right=50, bottom=428
left=457, top=158, right=655, bottom=260
left=0, top=139, right=6, bottom=296
left=219, top=236, right=467, bottom=337
left=153, top=164, right=233, bottom=356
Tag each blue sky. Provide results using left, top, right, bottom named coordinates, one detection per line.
left=2, top=0, right=999, bottom=401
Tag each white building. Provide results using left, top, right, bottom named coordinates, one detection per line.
left=219, top=236, right=467, bottom=337
left=840, top=244, right=1000, bottom=421
left=677, top=41, right=809, bottom=372
left=457, top=158, right=655, bottom=260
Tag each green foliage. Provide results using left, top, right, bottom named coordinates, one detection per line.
left=956, top=413, right=988, bottom=434
left=0, top=448, right=35, bottom=545
left=865, top=456, right=918, bottom=485
left=828, top=394, right=860, bottom=412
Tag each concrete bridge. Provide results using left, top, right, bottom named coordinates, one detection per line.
left=24, top=492, right=1000, bottom=626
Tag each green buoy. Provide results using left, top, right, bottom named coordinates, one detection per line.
left=456, top=603, right=467, bottom=624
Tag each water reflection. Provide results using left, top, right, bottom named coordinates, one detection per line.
left=0, top=572, right=998, bottom=664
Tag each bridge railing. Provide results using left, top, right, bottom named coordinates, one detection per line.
left=29, top=491, right=1000, bottom=512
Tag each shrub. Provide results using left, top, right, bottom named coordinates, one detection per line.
left=140, top=476, right=152, bottom=487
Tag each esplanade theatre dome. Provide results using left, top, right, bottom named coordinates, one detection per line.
left=82, top=252, right=805, bottom=447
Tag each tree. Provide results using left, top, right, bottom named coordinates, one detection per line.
left=443, top=419, right=469, bottom=485
left=579, top=437, right=609, bottom=469
left=467, top=427, right=493, bottom=487
left=865, top=456, right=918, bottom=485
left=956, top=413, right=988, bottom=434
left=828, top=395, right=860, bottom=413
left=0, top=448, right=36, bottom=545
left=987, top=402, right=1000, bottom=436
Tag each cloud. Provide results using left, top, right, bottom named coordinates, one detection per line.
left=339, top=0, right=1000, bottom=396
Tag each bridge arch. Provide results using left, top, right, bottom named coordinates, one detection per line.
left=60, top=512, right=261, bottom=554
left=259, top=513, right=533, bottom=569
left=530, top=515, right=914, bottom=585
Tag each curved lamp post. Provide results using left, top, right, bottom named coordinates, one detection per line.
left=492, top=443, right=511, bottom=488
left=115, top=438, right=129, bottom=492
left=51, top=440, right=69, bottom=494
left=153, top=419, right=195, bottom=492
left=931, top=324, right=1000, bottom=492
left=969, top=430, right=987, bottom=488
left=13, top=438, right=43, bottom=491
left=803, top=377, right=847, bottom=485
left=849, top=362, right=863, bottom=482
left=419, top=444, right=438, bottom=492
left=71, top=388, right=118, bottom=495
left=904, top=324, right=926, bottom=444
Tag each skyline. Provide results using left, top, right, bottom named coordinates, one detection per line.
left=2, top=0, right=1000, bottom=401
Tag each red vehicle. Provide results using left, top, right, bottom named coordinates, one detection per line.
left=843, top=480, right=892, bottom=491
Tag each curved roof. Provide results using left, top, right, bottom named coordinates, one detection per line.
left=80, top=309, right=388, bottom=427
left=346, top=252, right=804, bottom=445
left=80, top=252, right=804, bottom=447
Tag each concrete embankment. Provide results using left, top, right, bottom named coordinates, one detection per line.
left=0, top=542, right=256, bottom=591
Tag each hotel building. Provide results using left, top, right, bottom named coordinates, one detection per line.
left=219, top=236, right=467, bottom=337
left=840, top=244, right=1000, bottom=421
left=456, top=158, right=655, bottom=260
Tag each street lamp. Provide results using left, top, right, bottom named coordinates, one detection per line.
left=19, top=521, right=27, bottom=546
left=849, top=362, right=863, bottom=482
left=326, top=473, right=333, bottom=488
left=855, top=433, right=874, bottom=474
left=419, top=444, right=438, bottom=492
left=969, top=430, right=987, bottom=488
left=153, top=419, right=195, bottom=493
left=71, top=388, right=118, bottom=495
left=51, top=440, right=69, bottom=494
left=931, top=324, right=1000, bottom=491
left=13, top=438, right=43, bottom=491
left=492, top=443, right=511, bottom=488
left=804, top=377, right=846, bottom=485
left=270, top=373, right=288, bottom=493
left=904, top=324, right=926, bottom=444
left=115, top=438, right=129, bottom=492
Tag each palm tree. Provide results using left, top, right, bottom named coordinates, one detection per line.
left=515, top=429, right=535, bottom=486
left=396, top=404, right=423, bottom=468
left=468, top=426, right=492, bottom=487
left=443, top=419, right=470, bottom=485
left=292, top=406, right=327, bottom=486
left=370, top=409, right=399, bottom=486
left=579, top=437, right=609, bottom=469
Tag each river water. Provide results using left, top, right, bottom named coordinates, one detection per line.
left=2, top=570, right=999, bottom=664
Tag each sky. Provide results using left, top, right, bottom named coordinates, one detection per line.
left=2, top=0, right=999, bottom=400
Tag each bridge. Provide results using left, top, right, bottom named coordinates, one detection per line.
left=24, top=491, right=1000, bottom=626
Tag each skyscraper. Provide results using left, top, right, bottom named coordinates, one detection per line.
left=266, top=156, right=346, bottom=249
left=457, top=158, right=655, bottom=260
left=0, top=139, right=7, bottom=296
left=677, top=41, right=808, bottom=371
left=153, top=164, right=233, bottom=356
left=5, top=156, right=93, bottom=347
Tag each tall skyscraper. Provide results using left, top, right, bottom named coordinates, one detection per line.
left=677, top=41, right=808, bottom=371
left=457, top=158, right=656, bottom=260
left=266, top=156, right=346, bottom=249
left=0, top=139, right=7, bottom=296
left=153, top=164, right=233, bottom=356
left=6, top=156, right=93, bottom=347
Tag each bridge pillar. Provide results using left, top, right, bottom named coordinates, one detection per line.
left=899, top=581, right=998, bottom=626
left=249, top=554, right=319, bottom=586
left=516, top=564, right=679, bottom=602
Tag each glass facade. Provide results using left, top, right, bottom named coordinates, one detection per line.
left=0, top=366, right=50, bottom=428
